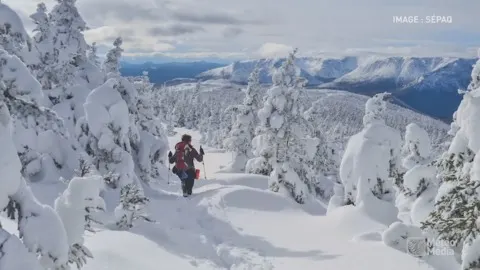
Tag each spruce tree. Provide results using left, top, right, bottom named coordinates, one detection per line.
left=248, top=50, right=313, bottom=204
left=103, top=37, right=123, bottom=75
left=422, top=58, right=480, bottom=266
left=223, top=67, right=261, bottom=172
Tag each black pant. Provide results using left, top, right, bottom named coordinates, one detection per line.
left=176, top=168, right=195, bottom=195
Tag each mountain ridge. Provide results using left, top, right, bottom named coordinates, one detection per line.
left=197, top=56, right=476, bottom=120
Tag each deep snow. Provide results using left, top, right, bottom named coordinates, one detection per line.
left=1, top=128, right=447, bottom=269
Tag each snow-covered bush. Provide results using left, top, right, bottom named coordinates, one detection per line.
left=383, top=221, right=426, bottom=255
left=54, top=175, right=106, bottom=268
left=395, top=123, right=437, bottom=226
left=402, top=123, right=432, bottom=170
left=338, top=93, right=403, bottom=207
left=114, top=183, right=153, bottom=229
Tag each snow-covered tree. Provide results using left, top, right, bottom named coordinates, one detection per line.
left=247, top=50, right=313, bottom=204
left=88, top=42, right=100, bottom=68
left=77, top=78, right=137, bottom=189
left=396, top=123, right=437, bottom=226
left=422, top=58, right=480, bottom=265
left=304, top=102, right=341, bottom=200
left=77, top=77, right=149, bottom=229
left=47, top=0, right=90, bottom=103
left=185, top=82, right=201, bottom=129
left=223, top=67, right=261, bottom=172
left=103, top=37, right=123, bottom=75
left=132, top=73, right=169, bottom=182
left=0, top=98, right=69, bottom=269
left=0, top=2, right=37, bottom=67
left=338, top=93, right=402, bottom=209
left=30, top=2, right=54, bottom=90
left=402, top=123, right=432, bottom=170
left=54, top=175, right=105, bottom=269
left=114, top=183, right=153, bottom=229
left=39, top=0, right=104, bottom=149
left=0, top=48, right=84, bottom=184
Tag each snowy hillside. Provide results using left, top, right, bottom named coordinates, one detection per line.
left=198, top=56, right=476, bottom=120
left=163, top=80, right=450, bottom=156
left=2, top=128, right=455, bottom=270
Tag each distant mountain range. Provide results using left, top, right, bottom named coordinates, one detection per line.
left=120, top=56, right=477, bottom=121
left=120, top=61, right=225, bottom=85
left=198, top=56, right=477, bottom=121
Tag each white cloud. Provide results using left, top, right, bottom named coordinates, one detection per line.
left=4, top=0, right=479, bottom=60
left=257, top=43, right=294, bottom=58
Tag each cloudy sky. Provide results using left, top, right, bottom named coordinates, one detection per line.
left=7, top=0, right=480, bottom=62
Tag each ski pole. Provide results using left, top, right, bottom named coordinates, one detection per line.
left=202, top=161, right=207, bottom=180
left=167, top=163, right=170, bottom=184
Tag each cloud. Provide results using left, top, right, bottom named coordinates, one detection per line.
left=148, top=24, right=205, bottom=36
left=222, top=27, right=244, bottom=38
left=257, top=43, right=294, bottom=58
left=171, top=10, right=258, bottom=25
left=5, top=0, right=479, bottom=60
left=84, top=26, right=135, bottom=45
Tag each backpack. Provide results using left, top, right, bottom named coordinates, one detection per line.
left=174, top=142, right=190, bottom=170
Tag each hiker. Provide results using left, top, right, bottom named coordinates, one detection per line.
left=168, top=134, right=205, bottom=197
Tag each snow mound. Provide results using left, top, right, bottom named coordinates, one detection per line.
left=220, top=186, right=301, bottom=212
left=205, top=173, right=269, bottom=190
left=83, top=230, right=209, bottom=270
left=326, top=205, right=389, bottom=236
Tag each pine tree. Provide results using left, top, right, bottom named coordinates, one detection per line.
left=114, top=183, right=153, bottom=229
left=132, top=73, right=169, bottom=182
left=88, top=42, right=101, bottom=67
left=0, top=96, right=69, bottom=269
left=47, top=0, right=90, bottom=103
left=0, top=3, right=35, bottom=66
left=185, top=82, right=201, bottom=129
left=304, top=102, right=341, bottom=200
left=30, top=2, right=54, bottom=89
left=103, top=37, right=123, bottom=75
left=54, top=175, right=105, bottom=269
left=248, top=50, right=313, bottom=204
left=396, top=123, right=437, bottom=226
left=422, top=58, right=480, bottom=266
left=339, top=93, right=402, bottom=205
left=223, top=66, right=261, bottom=172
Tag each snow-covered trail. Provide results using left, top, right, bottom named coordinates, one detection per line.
left=78, top=128, right=449, bottom=270
left=0, top=127, right=449, bottom=269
